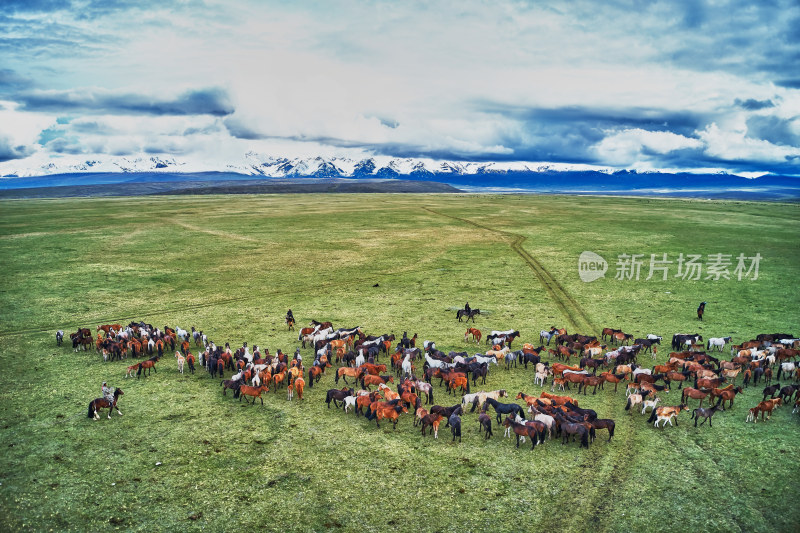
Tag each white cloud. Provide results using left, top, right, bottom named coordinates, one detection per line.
left=594, top=129, right=703, bottom=167
left=698, top=122, right=800, bottom=163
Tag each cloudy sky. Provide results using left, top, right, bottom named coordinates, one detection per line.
left=1, top=0, right=799, bottom=175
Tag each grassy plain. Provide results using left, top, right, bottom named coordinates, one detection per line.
left=0, top=194, right=798, bottom=532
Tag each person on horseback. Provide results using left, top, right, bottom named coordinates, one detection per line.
left=286, top=309, right=294, bottom=323
left=101, top=382, right=114, bottom=403
left=293, top=347, right=302, bottom=365
left=465, top=302, right=471, bottom=313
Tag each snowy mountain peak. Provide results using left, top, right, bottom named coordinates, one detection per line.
left=0, top=152, right=619, bottom=178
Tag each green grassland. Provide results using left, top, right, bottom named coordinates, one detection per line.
left=0, top=194, right=798, bottom=532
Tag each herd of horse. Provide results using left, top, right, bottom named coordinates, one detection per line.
left=77, top=318, right=800, bottom=445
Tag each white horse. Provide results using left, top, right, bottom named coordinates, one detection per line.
left=534, top=369, right=549, bottom=386
left=425, top=353, right=448, bottom=370
left=473, top=354, right=498, bottom=366
left=641, top=397, right=660, bottom=415
left=401, top=353, right=413, bottom=377
left=343, top=395, right=358, bottom=414
left=525, top=409, right=555, bottom=439
left=539, top=330, right=556, bottom=345
left=707, top=337, right=731, bottom=352
left=176, top=327, right=188, bottom=340
left=354, top=351, right=366, bottom=368
left=779, top=362, right=797, bottom=380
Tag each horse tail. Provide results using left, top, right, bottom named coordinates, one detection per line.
left=428, top=388, right=434, bottom=404
left=647, top=409, right=657, bottom=424
left=136, top=363, right=142, bottom=378
left=466, top=379, right=470, bottom=394
left=334, top=371, right=339, bottom=384
left=308, top=369, right=313, bottom=387
left=581, top=429, right=589, bottom=448
left=624, top=397, right=632, bottom=411
left=87, top=401, right=94, bottom=418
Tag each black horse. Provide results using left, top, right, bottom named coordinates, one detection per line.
left=456, top=309, right=481, bottom=322
left=698, top=302, right=706, bottom=321
left=325, top=388, right=354, bottom=408
left=449, top=412, right=462, bottom=442
left=483, top=397, right=524, bottom=424
left=691, top=405, right=723, bottom=427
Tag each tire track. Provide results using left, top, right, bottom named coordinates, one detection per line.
left=422, top=206, right=638, bottom=530
left=422, top=206, right=597, bottom=334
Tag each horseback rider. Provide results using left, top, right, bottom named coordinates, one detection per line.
left=101, top=381, right=114, bottom=403
left=286, top=309, right=294, bottom=323
left=465, top=302, right=471, bottom=313
left=293, top=347, right=302, bottom=365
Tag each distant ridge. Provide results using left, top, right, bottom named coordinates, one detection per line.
left=0, top=178, right=461, bottom=199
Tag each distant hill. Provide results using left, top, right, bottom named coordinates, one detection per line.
left=0, top=178, right=461, bottom=199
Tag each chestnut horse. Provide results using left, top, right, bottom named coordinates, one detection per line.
left=465, top=328, right=482, bottom=343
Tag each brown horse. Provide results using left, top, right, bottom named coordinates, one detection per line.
left=539, top=391, right=578, bottom=406
left=369, top=401, right=408, bottom=429
left=420, top=413, right=444, bottom=438
left=447, top=376, right=470, bottom=395
left=361, top=374, right=389, bottom=390
left=335, top=366, right=365, bottom=385
left=712, top=385, right=743, bottom=410
left=502, top=416, right=540, bottom=450
left=240, top=384, right=269, bottom=404
left=290, top=376, right=305, bottom=400
left=747, top=398, right=781, bottom=422
left=136, top=359, right=157, bottom=378
left=681, top=387, right=710, bottom=407
left=579, top=375, right=605, bottom=395
left=599, top=372, right=626, bottom=393
left=87, top=388, right=123, bottom=420
left=562, top=372, right=587, bottom=390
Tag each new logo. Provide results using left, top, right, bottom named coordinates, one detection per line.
left=578, top=251, right=607, bottom=282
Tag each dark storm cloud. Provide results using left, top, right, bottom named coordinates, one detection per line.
left=0, top=136, right=36, bottom=162
left=735, top=98, right=775, bottom=111
left=746, top=115, right=800, bottom=147
left=17, top=87, right=234, bottom=116
left=0, top=69, right=33, bottom=91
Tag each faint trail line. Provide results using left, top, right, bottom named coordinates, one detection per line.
left=422, top=206, right=597, bottom=334
left=168, top=220, right=259, bottom=242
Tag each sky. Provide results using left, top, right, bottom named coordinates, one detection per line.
left=1, top=0, right=799, bottom=176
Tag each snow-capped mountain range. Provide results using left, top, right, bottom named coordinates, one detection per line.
left=0, top=152, right=617, bottom=178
